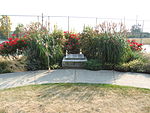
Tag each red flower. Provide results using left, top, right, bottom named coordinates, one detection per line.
left=64, top=31, right=67, bottom=33
left=8, top=38, right=13, bottom=41
left=127, top=40, right=130, bottom=43
left=12, top=34, right=16, bottom=37
left=23, top=35, right=27, bottom=38
left=127, top=39, right=143, bottom=51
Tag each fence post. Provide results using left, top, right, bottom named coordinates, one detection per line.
left=42, top=13, right=44, bottom=27
left=96, top=18, right=98, bottom=26
left=37, top=16, right=39, bottom=23
left=68, top=16, right=70, bottom=32
left=140, top=20, right=144, bottom=44
left=48, top=16, right=50, bottom=32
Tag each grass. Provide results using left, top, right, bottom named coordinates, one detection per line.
left=0, top=83, right=150, bottom=113
left=0, top=56, right=27, bottom=74
left=128, top=38, right=150, bottom=45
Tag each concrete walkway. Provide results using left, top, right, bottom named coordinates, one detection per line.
left=0, top=69, right=150, bottom=89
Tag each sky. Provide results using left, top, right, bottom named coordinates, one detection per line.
left=1, top=0, right=150, bottom=32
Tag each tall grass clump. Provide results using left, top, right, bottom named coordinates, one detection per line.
left=23, top=23, right=64, bottom=70
left=80, top=22, right=128, bottom=65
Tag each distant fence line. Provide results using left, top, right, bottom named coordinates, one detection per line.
left=1, top=14, right=150, bottom=33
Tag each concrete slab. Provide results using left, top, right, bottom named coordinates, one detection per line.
left=114, top=72, right=150, bottom=89
left=35, top=69, right=75, bottom=84
left=0, top=69, right=150, bottom=89
left=75, top=69, right=116, bottom=84
left=0, top=71, right=38, bottom=89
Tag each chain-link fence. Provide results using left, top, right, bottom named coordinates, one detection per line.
left=1, top=14, right=150, bottom=35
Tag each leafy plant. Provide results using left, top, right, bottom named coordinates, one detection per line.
left=64, top=31, right=80, bottom=54
left=0, top=56, right=27, bottom=74
left=84, top=59, right=102, bottom=70
left=142, top=63, right=150, bottom=73
left=13, top=24, right=25, bottom=37
left=0, top=15, right=11, bottom=39
left=115, top=59, right=144, bottom=72
left=127, top=39, right=143, bottom=51
left=0, top=35, right=28, bottom=56
left=121, top=48, right=143, bottom=63
left=80, top=23, right=128, bottom=65
left=24, top=23, right=64, bottom=70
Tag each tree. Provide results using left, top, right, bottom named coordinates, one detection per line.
left=13, top=24, right=25, bottom=37
left=0, top=15, right=11, bottom=39
left=130, top=24, right=142, bottom=34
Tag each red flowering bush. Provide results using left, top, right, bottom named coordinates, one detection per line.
left=0, top=34, right=28, bottom=56
left=127, top=40, right=143, bottom=51
left=64, top=31, right=80, bottom=54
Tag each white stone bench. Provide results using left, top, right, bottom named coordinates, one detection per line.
left=62, top=54, right=87, bottom=68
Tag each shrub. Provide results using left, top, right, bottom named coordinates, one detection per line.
left=115, top=59, right=144, bottom=72
left=103, top=63, right=115, bottom=70
left=127, top=39, right=143, bottom=51
left=0, top=35, right=28, bottom=56
left=64, top=31, right=80, bottom=54
left=84, top=59, right=102, bottom=70
left=122, top=48, right=144, bottom=63
left=142, top=63, right=150, bottom=73
left=0, top=56, right=27, bottom=74
left=24, top=23, right=64, bottom=70
left=0, top=60, right=12, bottom=73
left=79, top=26, right=98, bottom=59
left=49, top=27, right=64, bottom=67
left=80, top=23, right=128, bottom=64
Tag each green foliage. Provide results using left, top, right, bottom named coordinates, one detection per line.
left=0, top=15, right=11, bottom=39
left=0, top=60, right=12, bottom=73
left=64, top=31, right=80, bottom=54
left=24, top=23, right=64, bottom=70
left=116, top=59, right=144, bottom=72
left=131, top=24, right=142, bottom=34
left=0, top=36, right=28, bottom=56
left=103, top=63, right=115, bottom=70
left=13, top=24, right=25, bottom=37
left=84, top=59, right=102, bottom=70
left=49, top=26, right=64, bottom=66
left=0, top=57, right=27, bottom=74
left=142, top=63, right=150, bottom=73
left=80, top=23, right=128, bottom=64
left=122, top=48, right=143, bottom=63
left=79, top=26, right=100, bottom=59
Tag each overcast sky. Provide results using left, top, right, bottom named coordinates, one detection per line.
left=1, top=0, right=150, bottom=19
left=1, top=0, right=150, bottom=31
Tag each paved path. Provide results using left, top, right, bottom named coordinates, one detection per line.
left=0, top=69, right=150, bottom=89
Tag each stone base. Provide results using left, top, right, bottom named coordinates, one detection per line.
left=62, top=54, right=87, bottom=68
left=62, top=62, right=85, bottom=68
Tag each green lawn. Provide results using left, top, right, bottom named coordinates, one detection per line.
left=0, top=83, right=150, bottom=113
